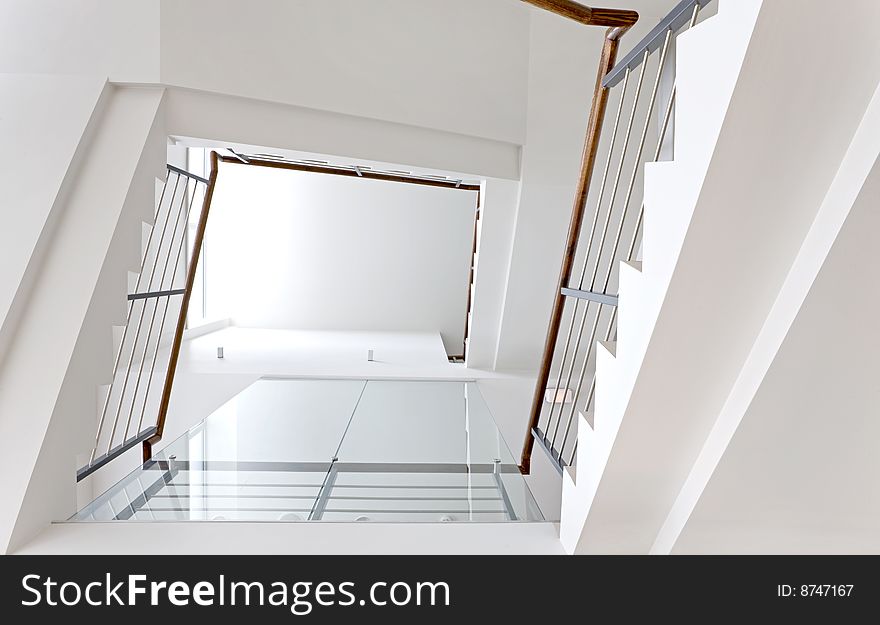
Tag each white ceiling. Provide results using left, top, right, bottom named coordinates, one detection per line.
left=205, top=160, right=478, bottom=356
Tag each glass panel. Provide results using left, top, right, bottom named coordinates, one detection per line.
left=72, top=379, right=542, bottom=522
left=326, top=380, right=542, bottom=522
left=73, top=379, right=365, bottom=522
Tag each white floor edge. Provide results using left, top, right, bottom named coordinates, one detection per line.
left=15, top=522, right=565, bottom=555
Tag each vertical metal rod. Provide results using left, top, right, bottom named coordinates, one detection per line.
left=582, top=308, right=617, bottom=414
left=560, top=32, right=673, bottom=444
left=573, top=7, right=700, bottom=432
left=309, top=465, right=338, bottom=521
left=543, top=68, right=631, bottom=440
left=135, top=181, right=202, bottom=434
left=607, top=32, right=673, bottom=292
left=124, top=180, right=199, bottom=440
left=623, top=87, right=675, bottom=265
left=89, top=170, right=173, bottom=463
left=106, top=175, right=187, bottom=454
left=625, top=3, right=700, bottom=265
left=587, top=50, right=650, bottom=290
left=521, top=32, right=625, bottom=475
left=548, top=52, right=649, bottom=453
left=493, top=463, right=517, bottom=521
left=146, top=152, right=221, bottom=461
left=554, top=305, right=603, bottom=451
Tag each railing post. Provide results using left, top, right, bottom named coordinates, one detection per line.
left=143, top=150, right=220, bottom=461
left=520, top=29, right=627, bottom=475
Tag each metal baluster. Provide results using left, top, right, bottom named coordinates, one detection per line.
left=89, top=170, right=176, bottom=463
left=124, top=178, right=199, bottom=441
left=134, top=180, right=202, bottom=434
left=623, top=3, right=701, bottom=268
left=559, top=30, right=674, bottom=455
left=543, top=68, right=632, bottom=441
left=547, top=52, right=650, bottom=455
left=566, top=6, right=701, bottom=443
left=105, top=174, right=187, bottom=454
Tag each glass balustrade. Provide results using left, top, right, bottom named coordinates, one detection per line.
left=72, top=379, right=543, bottom=522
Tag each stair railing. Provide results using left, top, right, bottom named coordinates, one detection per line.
left=520, top=0, right=714, bottom=474
left=78, top=160, right=214, bottom=480
left=146, top=151, right=220, bottom=462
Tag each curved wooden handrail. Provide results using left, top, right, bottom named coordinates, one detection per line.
left=521, top=0, right=638, bottom=30
left=518, top=0, right=639, bottom=474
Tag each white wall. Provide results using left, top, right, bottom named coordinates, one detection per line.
left=0, top=0, right=159, bottom=81
left=492, top=11, right=597, bottom=371
left=160, top=0, right=529, bottom=145
left=491, top=1, right=677, bottom=372
left=466, top=178, right=519, bottom=368
left=205, top=162, right=478, bottom=354
left=0, top=85, right=166, bottom=553
left=672, top=149, right=880, bottom=554
left=0, top=74, right=108, bottom=360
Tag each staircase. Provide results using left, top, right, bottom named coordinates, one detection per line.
left=82, top=163, right=209, bottom=481
left=558, top=0, right=763, bottom=552
left=522, top=0, right=880, bottom=553
left=0, top=84, right=167, bottom=553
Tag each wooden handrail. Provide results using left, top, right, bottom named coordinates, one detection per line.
left=144, top=150, right=220, bottom=461
left=521, top=0, right=638, bottom=29
left=518, top=4, right=638, bottom=475
left=140, top=1, right=638, bottom=469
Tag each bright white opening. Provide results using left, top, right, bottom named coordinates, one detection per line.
left=186, top=148, right=479, bottom=356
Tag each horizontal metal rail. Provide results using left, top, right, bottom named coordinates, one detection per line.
left=143, top=460, right=523, bottom=474
left=561, top=287, right=619, bottom=306
left=166, top=163, right=209, bottom=185
left=139, top=506, right=508, bottom=515
left=126, top=288, right=186, bottom=301
left=603, top=0, right=714, bottom=87
left=150, top=493, right=503, bottom=501
left=77, top=426, right=158, bottom=482
left=532, top=427, right=565, bottom=474
left=162, top=482, right=500, bottom=490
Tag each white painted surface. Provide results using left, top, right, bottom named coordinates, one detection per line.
left=160, top=0, right=529, bottom=145
left=177, top=327, right=475, bottom=380
left=206, top=163, right=477, bottom=354
left=657, top=86, right=880, bottom=554
left=0, top=74, right=107, bottom=359
left=563, top=0, right=880, bottom=553
left=466, top=179, right=519, bottom=369
left=0, top=86, right=165, bottom=553
left=671, top=150, right=880, bottom=554
left=0, top=1, right=159, bottom=81
left=15, top=521, right=563, bottom=555
left=492, top=11, right=594, bottom=371
left=164, top=88, right=521, bottom=182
